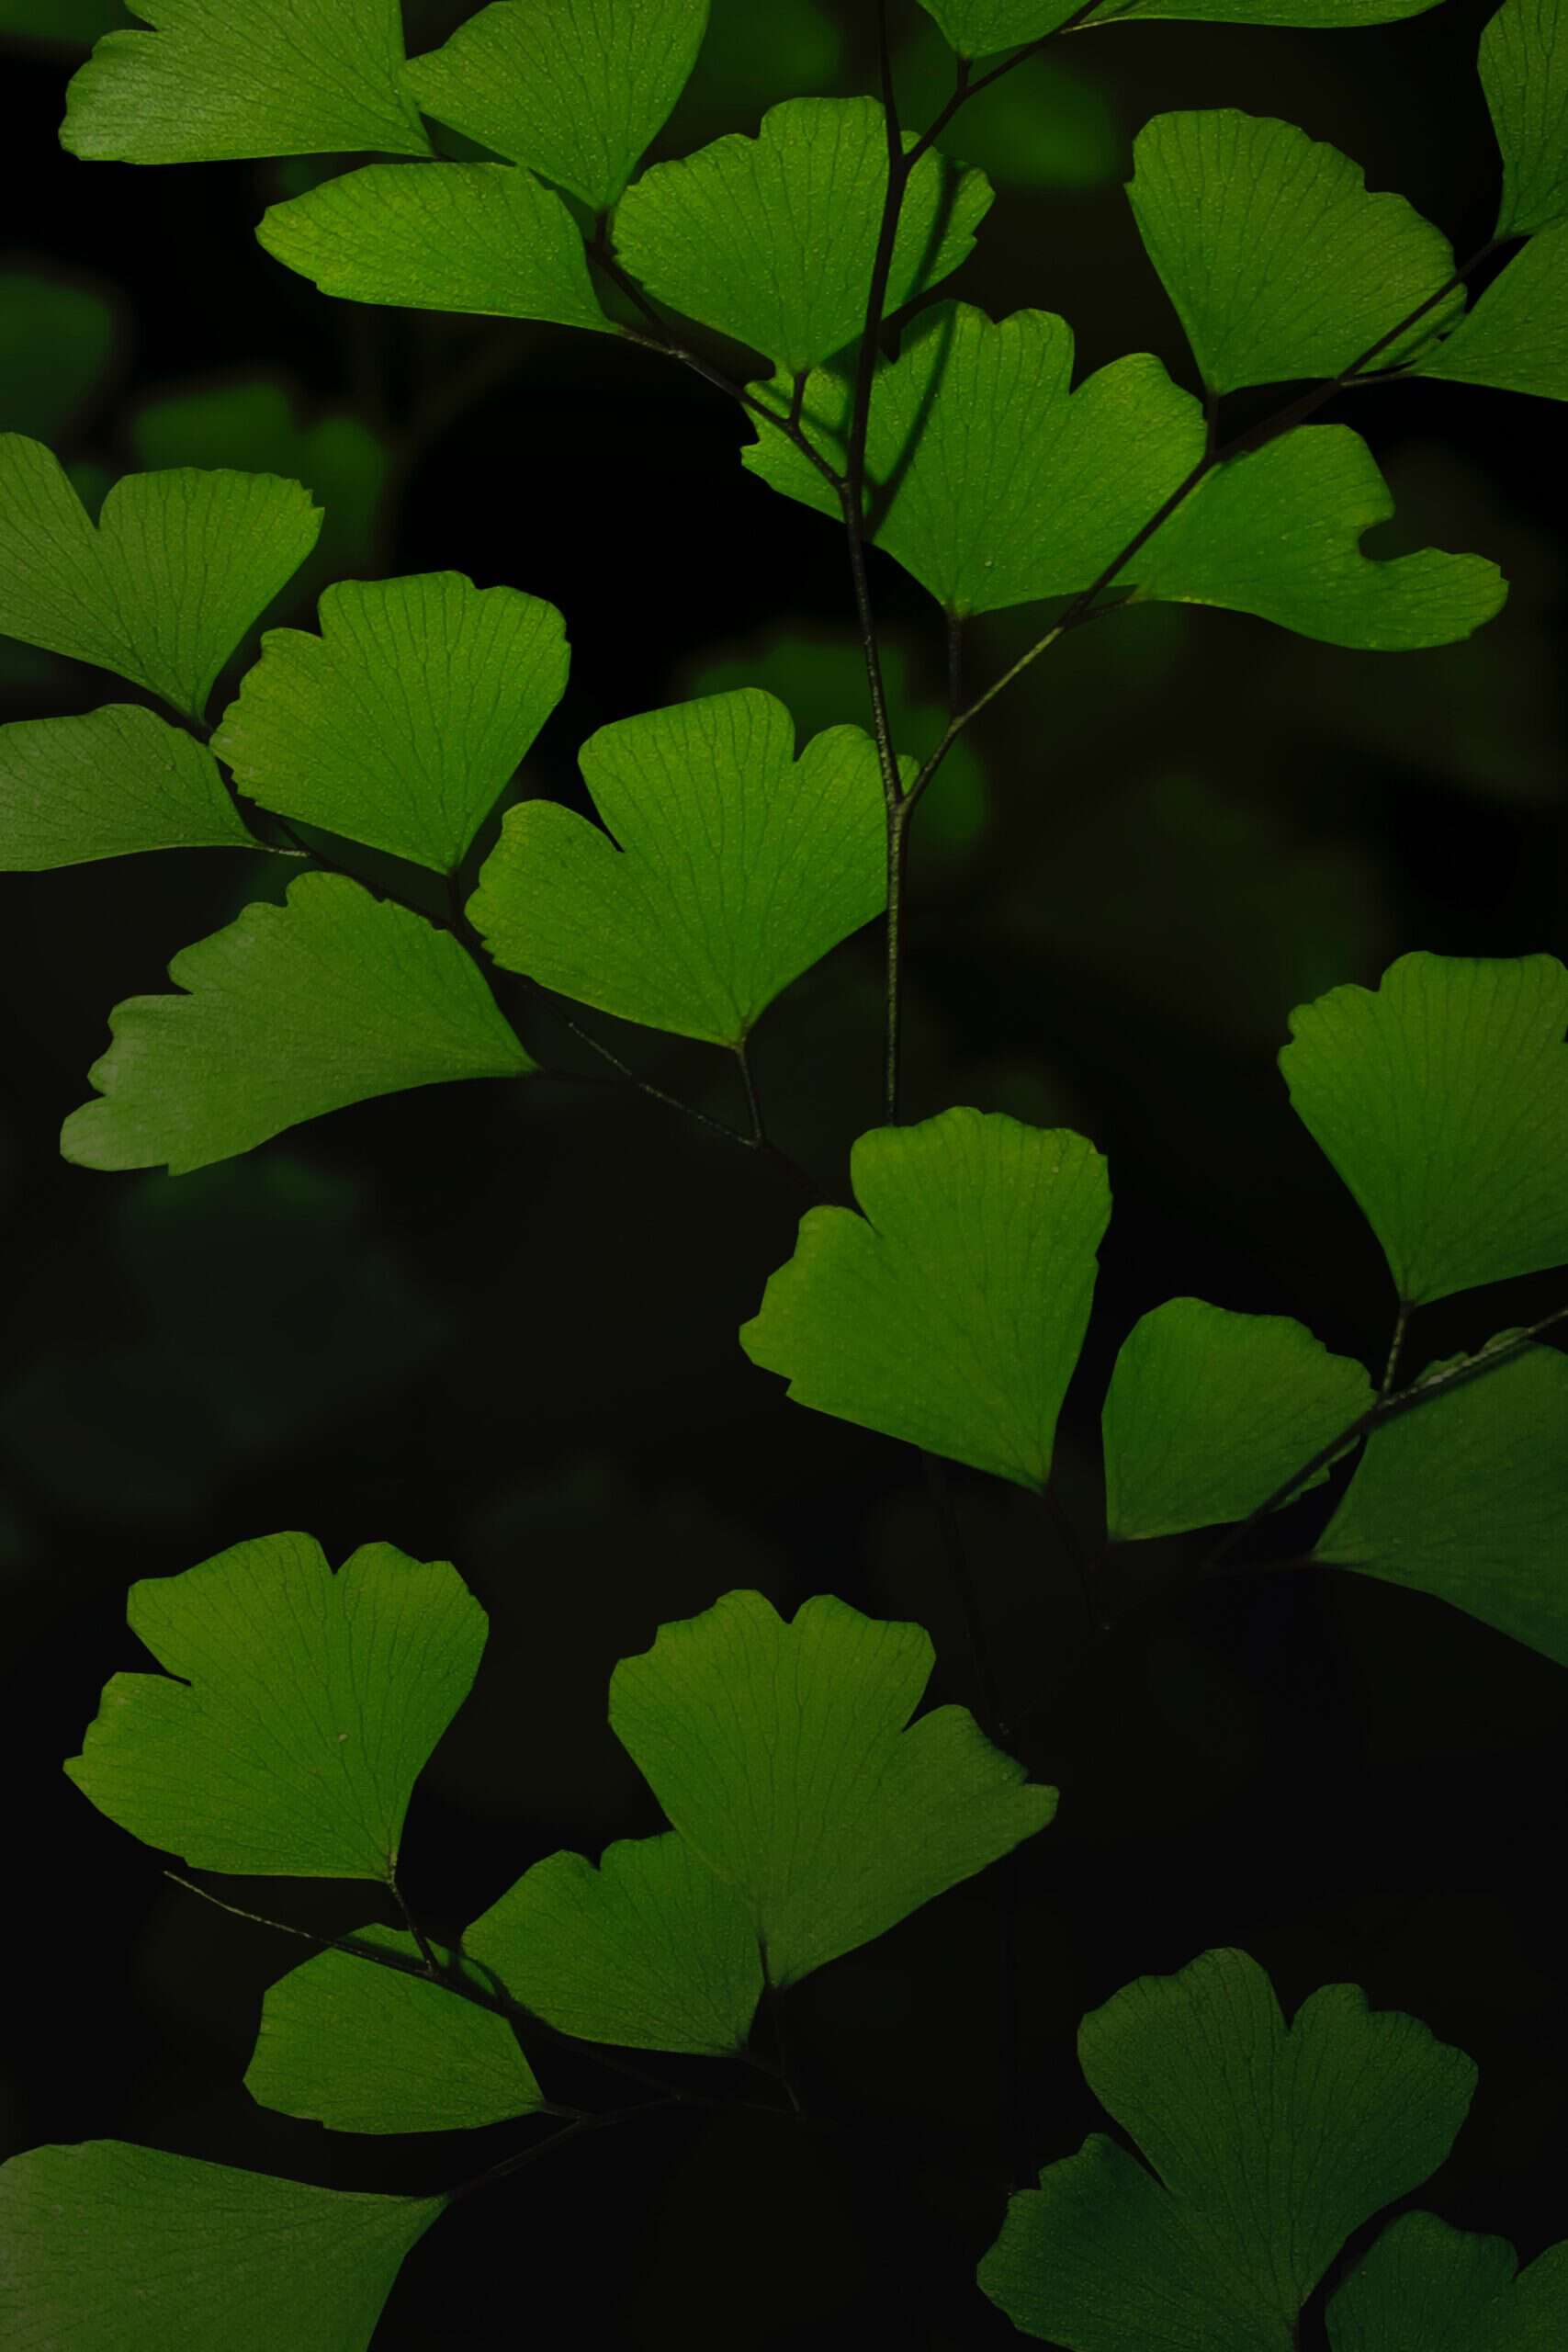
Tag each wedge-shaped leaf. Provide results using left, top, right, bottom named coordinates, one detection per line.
left=0, top=270, right=116, bottom=441
left=1418, top=225, right=1568, bottom=404
left=1328, top=2211, right=1568, bottom=2349
left=405, top=0, right=710, bottom=212
left=211, top=574, right=570, bottom=874
left=609, top=1589, right=1056, bottom=1988
left=0, top=435, right=321, bottom=720
left=740, top=1107, right=1110, bottom=1491
left=247, top=1927, right=544, bottom=2133
left=917, top=0, right=1443, bottom=56
left=0, top=707, right=254, bottom=869
left=1101, top=1297, right=1374, bottom=1543
left=1128, top=112, right=1461, bottom=392
left=745, top=306, right=1204, bottom=617
left=977, top=1947, right=1477, bottom=2348
left=62, top=872, right=533, bottom=1174
left=468, top=689, right=887, bottom=1046
left=61, top=0, right=431, bottom=163
left=1314, top=1341, right=1568, bottom=1668
left=0, top=2141, right=443, bottom=2352
left=1482, top=0, right=1568, bottom=237
left=614, top=97, right=992, bottom=374
left=65, top=1530, right=487, bottom=1878
left=258, top=163, right=612, bottom=334
left=1280, top=953, right=1568, bottom=1306
left=462, top=1831, right=764, bottom=2055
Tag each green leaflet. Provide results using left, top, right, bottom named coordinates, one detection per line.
left=64, top=1531, right=487, bottom=1879
left=1100, top=1297, right=1374, bottom=1542
left=257, top=162, right=612, bottom=334
left=1280, top=953, right=1568, bottom=1305
left=1314, top=1341, right=1568, bottom=1669
left=0, top=435, right=321, bottom=720
left=0, top=2142, right=443, bottom=2352
left=1418, top=225, right=1568, bottom=404
left=739, top=1106, right=1110, bottom=1492
left=608, top=1589, right=1056, bottom=1987
left=211, top=573, right=570, bottom=875
left=1128, top=111, right=1461, bottom=392
left=976, top=1947, right=1477, bottom=2348
left=916, top=0, right=1442, bottom=57
left=0, top=270, right=116, bottom=441
left=468, top=688, right=889, bottom=1046
left=0, top=706, right=254, bottom=868
left=1481, top=0, right=1568, bottom=237
left=1328, top=2211, right=1568, bottom=2349
left=613, top=97, right=992, bottom=374
left=60, top=0, right=431, bottom=164
left=405, top=0, right=710, bottom=212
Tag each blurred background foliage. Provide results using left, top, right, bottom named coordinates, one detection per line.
left=1, top=2, right=1564, bottom=2344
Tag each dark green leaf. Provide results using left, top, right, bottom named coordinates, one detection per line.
left=1481, top=0, right=1568, bottom=237
left=0, top=706, right=254, bottom=868
left=1328, top=2211, right=1568, bottom=2349
left=1418, top=225, right=1568, bottom=404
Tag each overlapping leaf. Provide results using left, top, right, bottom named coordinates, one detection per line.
left=1101, top=1297, right=1373, bottom=1542
left=977, top=1947, right=1477, bottom=2347
left=1419, top=225, right=1568, bottom=404
left=405, top=0, right=710, bottom=211
left=0, top=435, right=321, bottom=718
left=212, top=573, right=570, bottom=874
left=613, top=97, right=991, bottom=373
left=739, top=1107, right=1110, bottom=1491
left=468, top=689, right=888, bottom=1046
left=1328, top=2211, right=1568, bottom=2348
left=1280, top=953, right=1568, bottom=1305
left=917, top=0, right=1443, bottom=57
left=257, top=163, right=612, bottom=334
left=62, top=873, right=534, bottom=1174
left=609, top=1589, right=1056, bottom=1986
left=64, top=1530, right=488, bottom=1878
left=0, top=706, right=254, bottom=868
left=61, top=0, right=432, bottom=164
left=1481, top=0, right=1568, bottom=237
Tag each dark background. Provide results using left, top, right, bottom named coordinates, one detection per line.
left=2, top=1, right=1565, bottom=2342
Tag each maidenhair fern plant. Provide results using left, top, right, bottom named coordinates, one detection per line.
left=2, top=0, right=1566, bottom=2343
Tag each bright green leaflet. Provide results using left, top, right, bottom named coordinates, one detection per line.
left=916, top=0, right=1441, bottom=56
left=0, top=271, right=116, bottom=440
left=1418, top=225, right=1568, bottom=404
left=405, top=0, right=710, bottom=212
left=468, top=689, right=889, bottom=1046
left=1127, top=111, right=1461, bottom=392
left=0, top=2141, right=443, bottom=2352
left=1280, top=952, right=1568, bottom=1305
left=740, top=1106, right=1110, bottom=1491
left=257, top=163, right=612, bottom=335
left=745, top=307, right=1203, bottom=617
left=211, top=573, right=570, bottom=875
left=0, top=435, right=321, bottom=721
left=0, top=707, right=254, bottom=869
left=1328, top=2212, right=1568, bottom=2349
left=613, top=97, right=992, bottom=375
left=1481, top=0, right=1568, bottom=237
left=246, top=1928, right=545, bottom=2133
left=1314, top=1341, right=1568, bottom=1668
left=609, top=1589, right=1057, bottom=1988
left=976, top=1947, right=1477, bottom=2348
left=462, top=1831, right=764, bottom=2055
left=1100, top=1297, right=1374, bottom=1543
left=60, top=0, right=430, bottom=164
left=62, top=873, right=534, bottom=1175
left=64, top=1531, right=486, bottom=1879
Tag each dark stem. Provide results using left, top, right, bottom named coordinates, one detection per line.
left=389, top=1867, right=440, bottom=1977
left=883, top=803, right=913, bottom=1123
left=1381, top=1299, right=1413, bottom=1399
left=735, top=1041, right=766, bottom=1147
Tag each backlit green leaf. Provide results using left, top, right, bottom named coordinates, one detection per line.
left=0, top=271, right=117, bottom=440
left=739, top=1106, right=1109, bottom=1491
left=0, top=435, right=321, bottom=719
left=0, top=2141, right=443, bottom=2352
left=1418, top=225, right=1568, bottom=404
left=61, top=0, right=431, bottom=164
left=405, top=0, right=710, bottom=211
left=468, top=689, right=888, bottom=1046
left=0, top=707, right=254, bottom=869
left=609, top=1588, right=1056, bottom=1987
left=1101, top=1297, right=1374, bottom=1542
left=1481, top=0, right=1568, bottom=237
left=613, top=97, right=991, bottom=374
left=917, top=0, right=1442, bottom=57
left=62, top=872, right=534, bottom=1175
left=977, top=1947, right=1477, bottom=2347
left=1314, top=1340, right=1568, bottom=1668
left=257, top=163, right=612, bottom=334
left=211, top=573, right=570, bottom=874
left=65, top=1531, right=486, bottom=1879
left=1328, top=2211, right=1568, bottom=2349
left=1280, top=953, right=1568, bottom=1305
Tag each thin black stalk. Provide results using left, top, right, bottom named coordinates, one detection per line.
left=1382, top=1299, right=1413, bottom=1398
